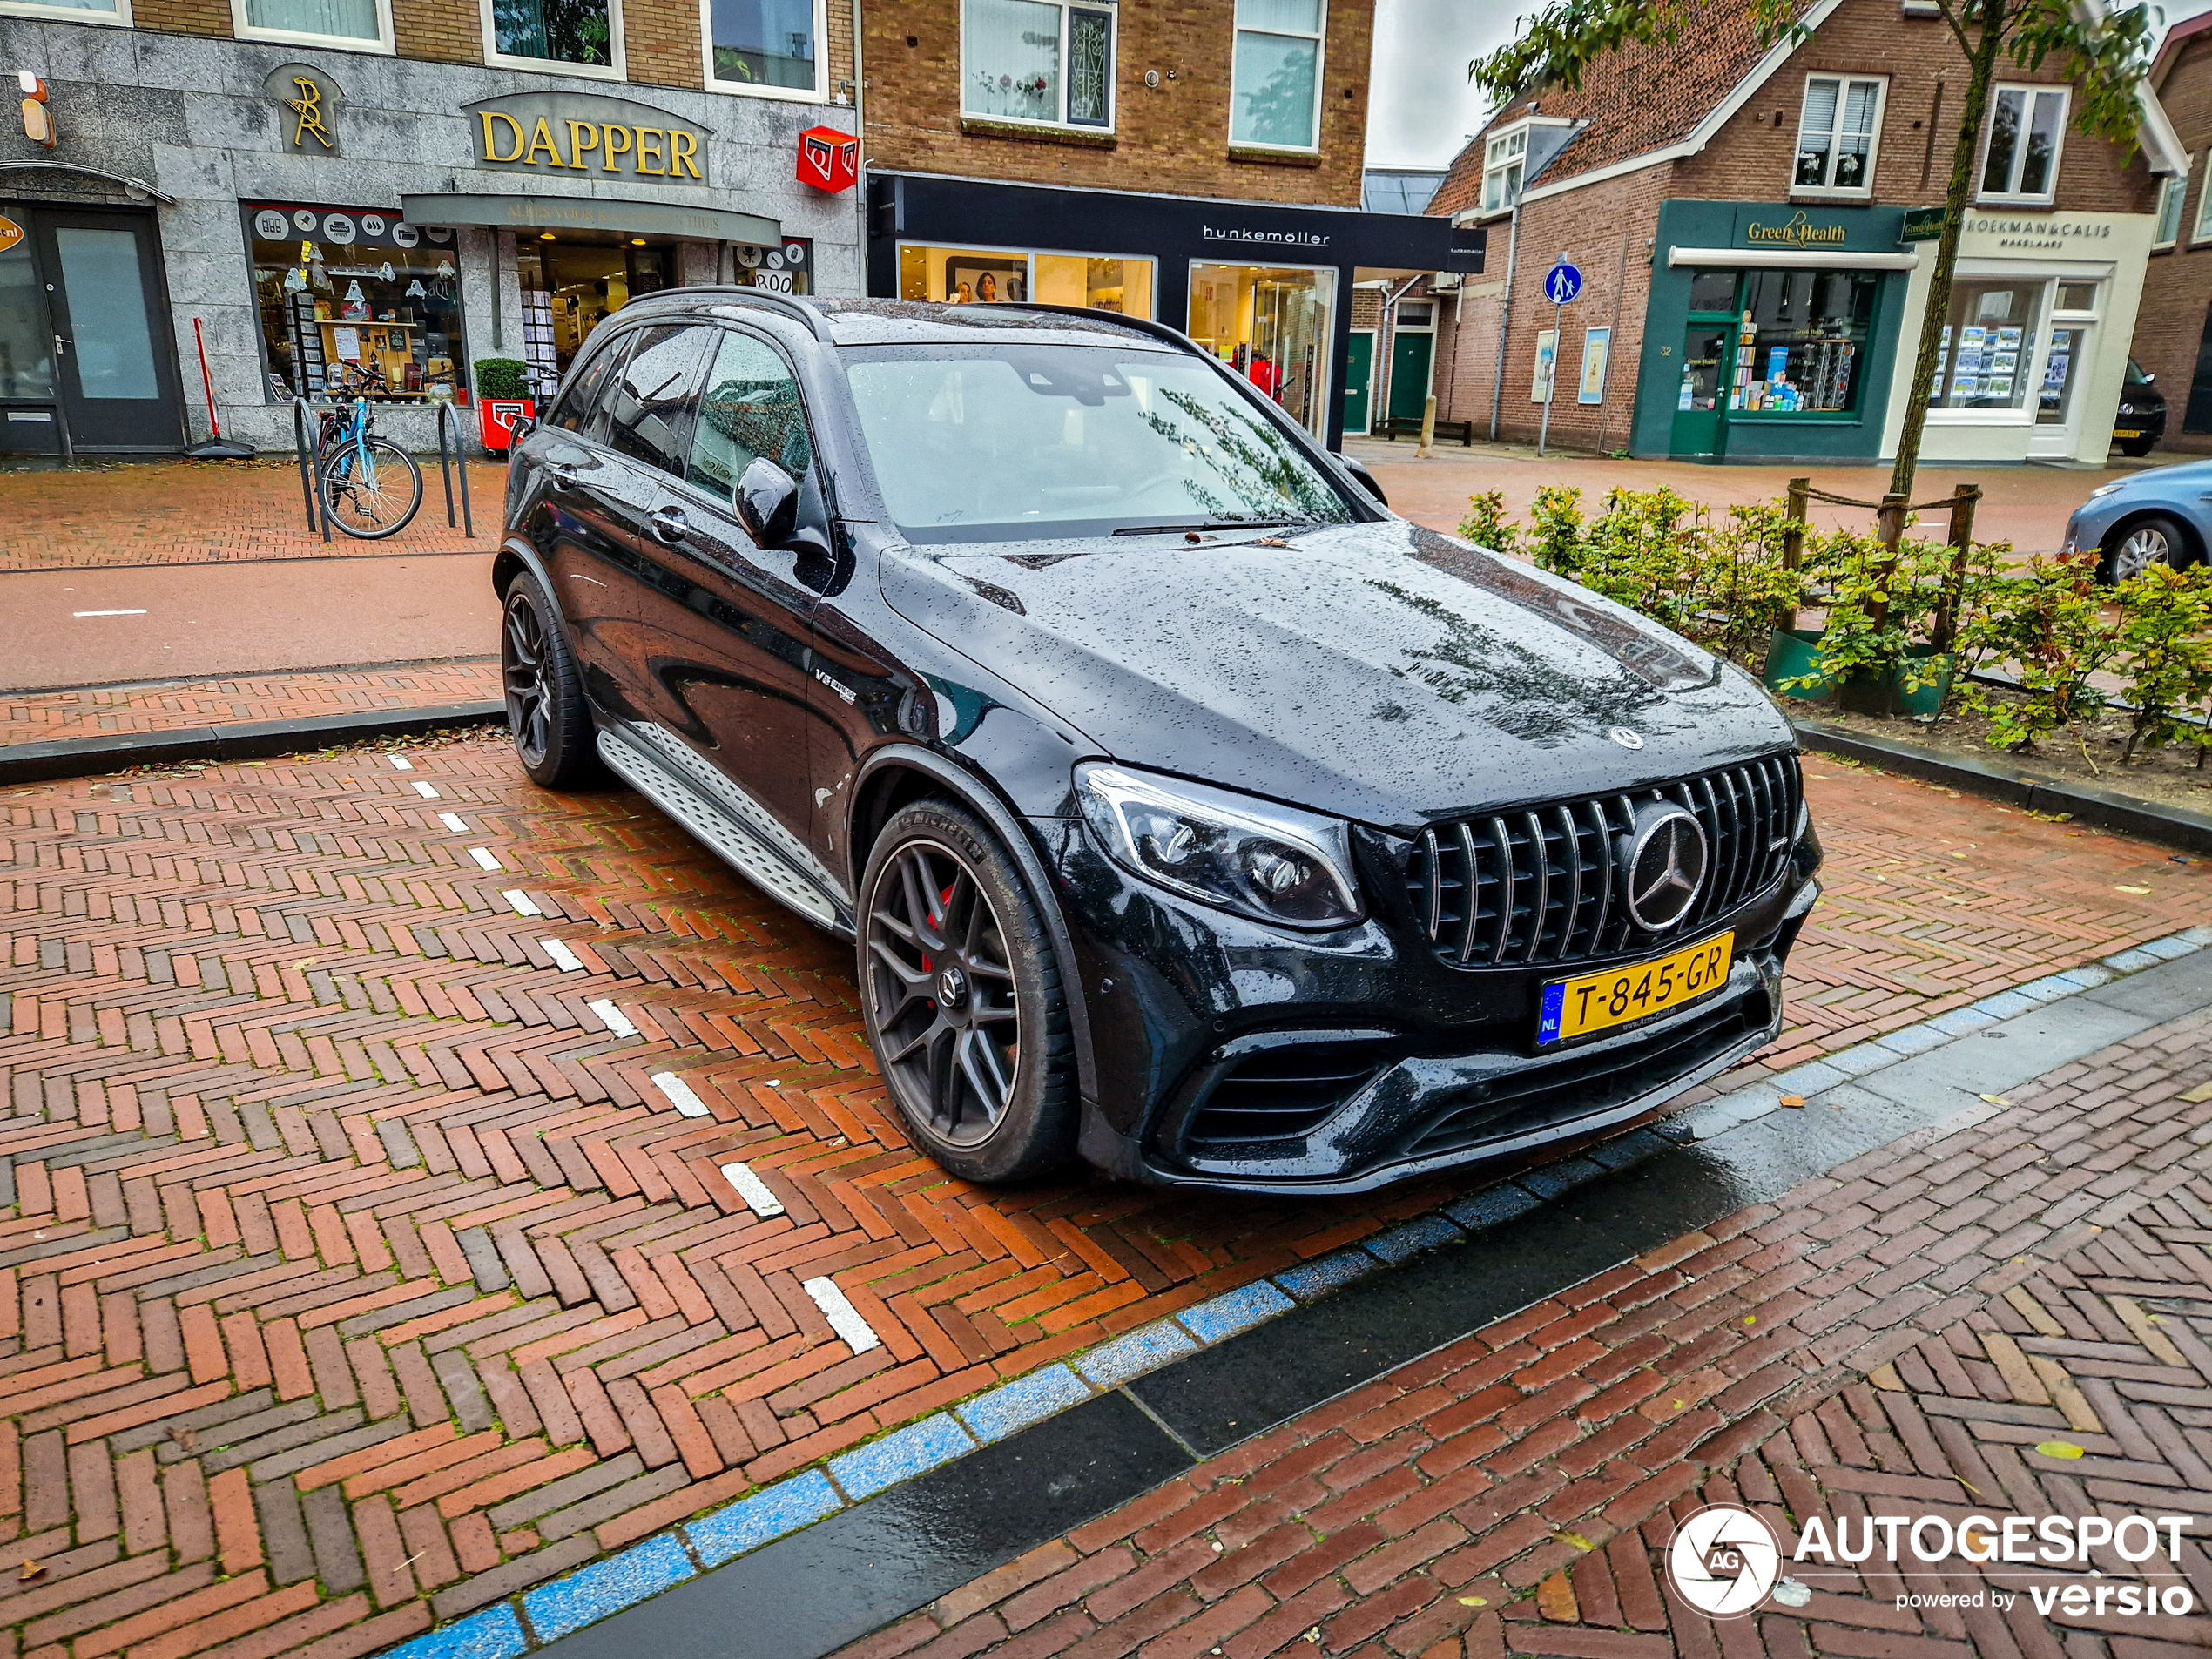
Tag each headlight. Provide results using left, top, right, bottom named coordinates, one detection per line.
left=1076, top=762, right=1364, bottom=929
left=2088, top=482, right=2126, bottom=498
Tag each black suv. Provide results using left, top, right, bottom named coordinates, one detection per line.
left=497, top=293, right=1822, bottom=1194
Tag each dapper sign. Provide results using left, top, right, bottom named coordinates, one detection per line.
left=464, top=92, right=711, bottom=185
left=797, top=125, right=857, bottom=192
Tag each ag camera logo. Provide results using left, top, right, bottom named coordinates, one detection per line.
left=1669, top=1505, right=1782, bottom=1617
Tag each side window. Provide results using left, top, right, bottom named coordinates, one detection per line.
left=686, top=330, right=817, bottom=502
left=603, top=325, right=713, bottom=476
left=548, top=340, right=620, bottom=433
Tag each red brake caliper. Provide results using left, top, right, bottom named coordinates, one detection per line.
left=921, top=881, right=955, bottom=991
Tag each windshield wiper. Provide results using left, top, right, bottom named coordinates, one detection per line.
left=1110, top=518, right=1303, bottom=537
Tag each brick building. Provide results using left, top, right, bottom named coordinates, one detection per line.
left=0, top=0, right=860, bottom=454
left=2128, top=10, right=2212, bottom=453
left=856, top=0, right=1482, bottom=447
left=1425, top=0, right=2184, bottom=466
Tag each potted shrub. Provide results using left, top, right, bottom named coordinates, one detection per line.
left=1777, top=525, right=2005, bottom=718
left=473, top=357, right=534, bottom=455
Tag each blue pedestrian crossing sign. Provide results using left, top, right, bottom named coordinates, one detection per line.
left=1544, top=261, right=1583, bottom=305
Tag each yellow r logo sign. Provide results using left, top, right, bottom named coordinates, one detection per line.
left=287, top=78, right=334, bottom=150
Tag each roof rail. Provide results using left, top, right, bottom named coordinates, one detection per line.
left=638, top=285, right=834, bottom=341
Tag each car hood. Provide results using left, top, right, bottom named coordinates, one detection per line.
left=880, top=518, right=1796, bottom=831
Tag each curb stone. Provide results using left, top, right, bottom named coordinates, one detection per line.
left=0, top=700, right=505, bottom=785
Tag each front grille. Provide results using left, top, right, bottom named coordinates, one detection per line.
left=1404, top=754, right=1800, bottom=970
left=1184, top=1039, right=1399, bottom=1148
left=1407, top=989, right=1766, bottom=1159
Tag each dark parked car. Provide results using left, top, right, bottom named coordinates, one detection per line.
left=2109, top=358, right=2166, bottom=458
left=2062, top=457, right=2211, bottom=583
left=496, top=293, right=1822, bottom=1193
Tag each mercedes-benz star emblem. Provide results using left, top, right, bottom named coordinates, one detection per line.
left=1608, top=727, right=1644, bottom=750
left=936, top=965, right=968, bottom=1006
left=1621, top=802, right=1709, bottom=932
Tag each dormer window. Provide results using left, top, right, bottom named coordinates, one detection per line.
left=1794, top=74, right=1884, bottom=194
left=1481, top=128, right=1527, bottom=212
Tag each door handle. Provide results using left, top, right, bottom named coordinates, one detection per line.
left=650, top=505, right=690, bottom=544
left=54, top=335, right=70, bottom=358
left=545, top=462, right=577, bottom=489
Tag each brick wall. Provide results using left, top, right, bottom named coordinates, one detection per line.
left=389, top=0, right=479, bottom=64
left=125, top=0, right=227, bottom=37
left=1441, top=0, right=2165, bottom=452
left=2134, top=30, right=2212, bottom=450
left=861, top=0, right=1371, bottom=207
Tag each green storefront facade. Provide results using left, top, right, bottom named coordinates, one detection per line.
left=1631, top=199, right=1912, bottom=462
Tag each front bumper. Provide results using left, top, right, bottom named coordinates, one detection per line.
left=1039, top=817, right=1823, bottom=1195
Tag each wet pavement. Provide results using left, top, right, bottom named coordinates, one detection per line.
left=1, top=728, right=2205, bottom=1659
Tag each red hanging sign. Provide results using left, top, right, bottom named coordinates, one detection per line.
left=797, top=125, right=858, bottom=193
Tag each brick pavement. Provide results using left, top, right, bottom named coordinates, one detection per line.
left=0, top=663, right=501, bottom=749
left=0, top=732, right=2204, bottom=1659
left=0, top=462, right=502, bottom=574
left=842, top=1006, right=2212, bottom=1659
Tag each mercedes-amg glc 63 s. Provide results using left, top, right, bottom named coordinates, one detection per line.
left=495, top=293, right=1822, bottom=1192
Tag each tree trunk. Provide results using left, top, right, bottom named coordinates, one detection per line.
left=1887, top=0, right=2007, bottom=504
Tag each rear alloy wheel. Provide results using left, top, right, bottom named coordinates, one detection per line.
left=501, top=572, right=599, bottom=787
left=859, top=799, right=1076, bottom=1182
left=2102, top=514, right=2188, bottom=583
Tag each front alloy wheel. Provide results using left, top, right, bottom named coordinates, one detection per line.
left=2105, top=516, right=2184, bottom=583
left=859, top=800, right=1076, bottom=1182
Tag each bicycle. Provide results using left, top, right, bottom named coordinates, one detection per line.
left=315, top=398, right=423, bottom=539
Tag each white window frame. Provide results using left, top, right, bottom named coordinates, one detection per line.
left=0, top=0, right=132, bottom=24
left=480, top=0, right=627, bottom=81
left=1791, top=72, right=1886, bottom=198
left=896, top=240, right=1158, bottom=315
left=959, top=0, right=1118, bottom=134
left=232, top=0, right=394, bottom=54
left=2195, top=163, right=2212, bottom=244
left=1480, top=126, right=1527, bottom=215
left=2156, top=155, right=2192, bottom=250
left=1977, top=83, right=2068, bottom=205
left=1229, top=0, right=1325, bottom=153
left=700, top=0, right=828, bottom=100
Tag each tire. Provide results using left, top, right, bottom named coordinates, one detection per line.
left=2101, top=514, right=2188, bottom=583
left=857, top=799, right=1077, bottom=1183
left=319, top=437, right=423, bottom=539
left=2120, top=437, right=2157, bottom=458
left=501, top=572, right=601, bottom=788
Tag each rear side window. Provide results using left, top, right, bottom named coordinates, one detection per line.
left=603, top=325, right=712, bottom=476
left=687, top=330, right=816, bottom=502
left=547, top=341, right=620, bottom=434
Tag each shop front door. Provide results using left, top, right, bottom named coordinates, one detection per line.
left=2030, top=325, right=2089, bottom=460
left=1343, top=332, right=1373, bottom=435
left=34, top=208, right=184, bottom=452
left=1669, top=322, right=1730, bottom=458
left=1388, top=329, right=1433, bottom=426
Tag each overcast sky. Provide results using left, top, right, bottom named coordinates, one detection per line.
left=1362, top=0, right=2212, bottom=172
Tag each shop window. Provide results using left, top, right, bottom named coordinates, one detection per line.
left=0, top=229, right=53, bottom=401
left=1932, top=278, right=2047, bottom=411
left=1686, top=268, right=1738, bottom=312
left=733, top=239, right=814, bottom=296
left=1231, top=0, right=1324, bottom=151
left=704, top=0, right=823, bottom=97
left=486, top=0, right=622, bottom=76
left=689, top=331, right=815, bottom=500
left=1794, top=74, right=1883, bottom=194
left=234, top=0, right=388, bottom=48
left=2155, top=157, right=2192, bottom=249
left=1188, top=260, right=1335, bottom=435
left=895, top=244, right=1155, bottom=316
left=1480, top=128, right=1526, bottom=214
left=517, top=233, right=672, bottom=400
left=1979, top=84, right=2066, bottom=202
left=244, top=204, right=466, bottom=404
left=962, top=0, right=1115, bottom=129
left=1724, top=269, right=1878, bottom=415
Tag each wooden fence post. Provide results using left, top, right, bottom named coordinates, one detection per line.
left=1780, top=475, right=1810, bottom=635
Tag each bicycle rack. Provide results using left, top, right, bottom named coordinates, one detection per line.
left=435, top=401, right=474, bottom=538
left=291, top=397, right=329, bottom=543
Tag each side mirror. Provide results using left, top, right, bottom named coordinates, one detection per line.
left=509, top=414, right=537, bottom=444
left=1336, top=455, right=1388, bottom=508
left=2141, top=372, right=2156, bottom=384
left=735, top=455, right=800, bottom=549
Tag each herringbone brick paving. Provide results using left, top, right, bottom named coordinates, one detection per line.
left=0, top=665, right=501, bottom=749
left=0, top=732, right=2204, bottom=1659
left=844, top=1008, right=2212, bottom=1659
left=0, top=463, right=502, bottom=574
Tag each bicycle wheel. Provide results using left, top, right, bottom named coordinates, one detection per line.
left=320, top=437, right=423, bottom=539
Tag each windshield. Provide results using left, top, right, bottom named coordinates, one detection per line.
left=840, top=343, right=1359, bottom=543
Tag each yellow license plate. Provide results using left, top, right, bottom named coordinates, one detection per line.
left=2114, top=429, right=2142, bottom=439
left=1537, top=933, right=1734, bottom=1046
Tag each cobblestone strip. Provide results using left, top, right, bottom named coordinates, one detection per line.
left=837, top=1007, right=2212, bottom=1659
left=0, top=662, right=502, bottom=748
left=0, top=736, right=2204, bottom=1659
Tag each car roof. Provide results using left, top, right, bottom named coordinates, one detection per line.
left=618, top=288, right=1181, bottom=352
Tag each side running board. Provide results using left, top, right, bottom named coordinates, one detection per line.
left=597, top=728, right=848, bottom=934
